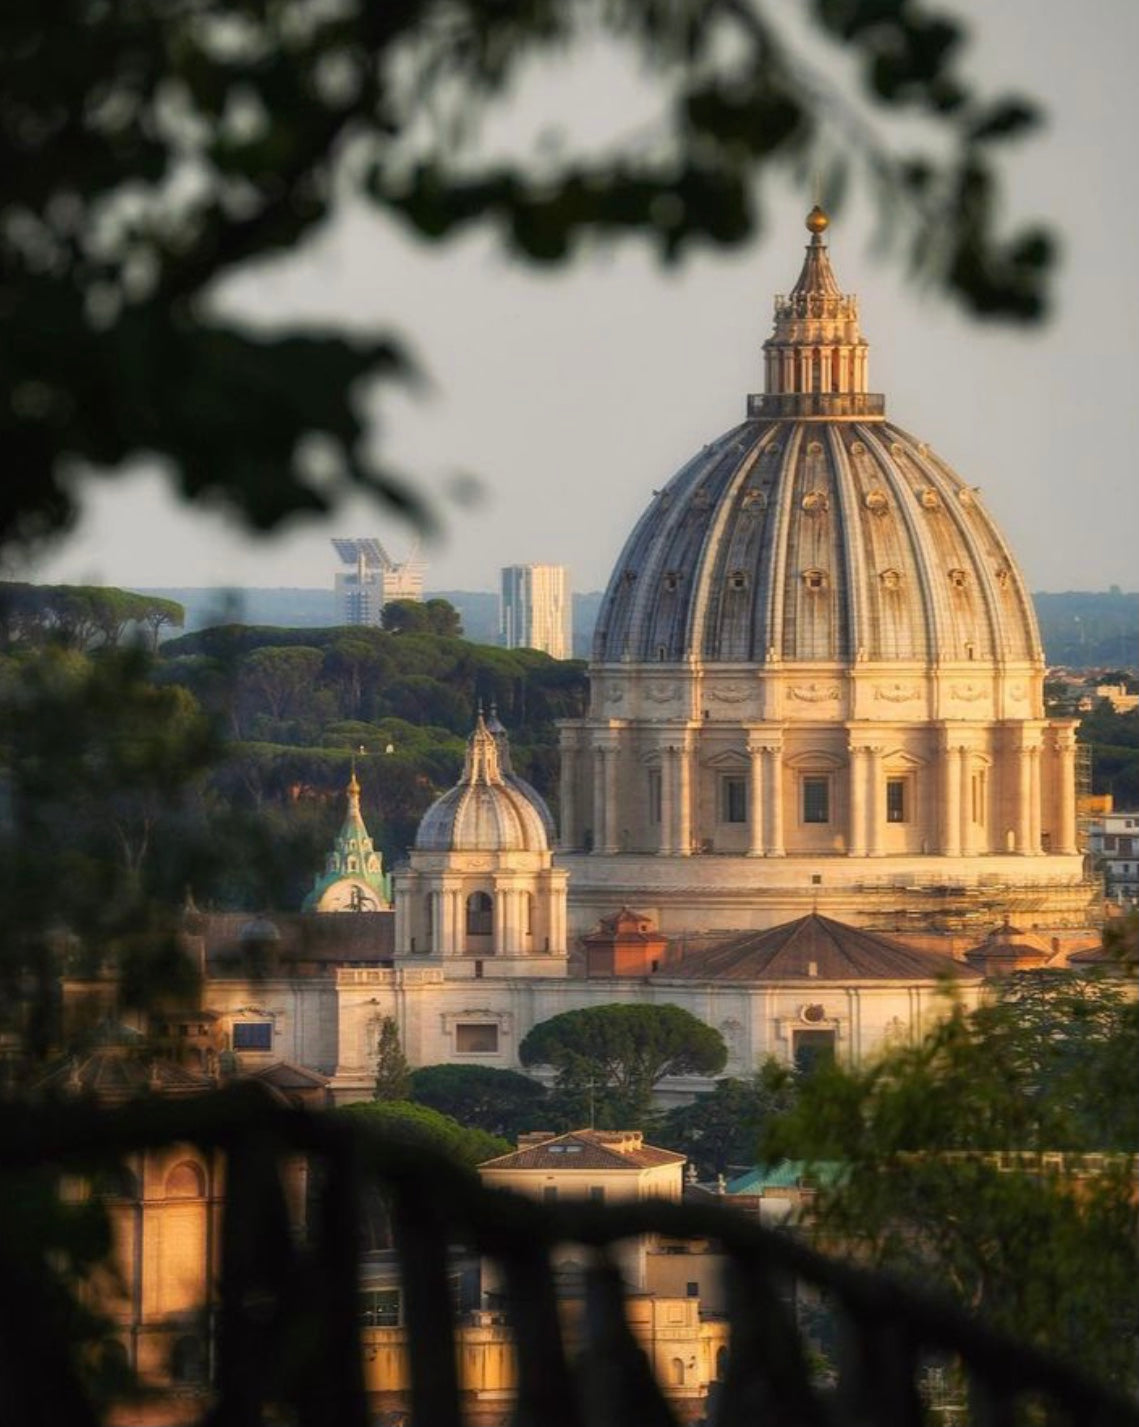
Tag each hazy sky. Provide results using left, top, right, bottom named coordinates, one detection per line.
left=23, top=0, right=1139, bottom=598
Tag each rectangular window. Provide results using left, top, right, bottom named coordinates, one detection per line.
left=686, top=1282, right=699, bottom=1298
left=360, top=1288, right=401, bottom=1327
left=721, top=776, right=747, bottom=824
left=589, top=1186, right=606, bottom=1203
left=802, top=777, right=830, bottom=824
left=232, top=1022, right=272, bottom=1051
left=543, top=1186, right=559, bottom=1203
left=792, top=1028, right=836, bottom=1074
left=886, top=778, right=907, bottom=823
left=455, top=1023, right=498, bottom=1054
left=648, top=769, right=662, bottom=824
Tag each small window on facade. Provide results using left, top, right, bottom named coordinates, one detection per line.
left=589, top=1186, right=606, bottom=1203
left=886, top=778, right=907, bottom=823
left=233, top=1022, right=272, bottom=1051
left=648, top=769, right=662, bottom=825
left=793, top=1028, right=836, bottom=1075
left=543, top=1186, right=559, bottom=1203
left=466, top=891, right=493, bottom=937
left=360, top=1289, right=401, bottom=1327
left=455, top=1023, right=498, bottom=1054
left=802, top=777, right=830, bottom=824
left=686, top=1281, right=699, bottom=1298
left=171, top=1335, right=206, bottom=1384
left=721, top=776, right=747, bottom=824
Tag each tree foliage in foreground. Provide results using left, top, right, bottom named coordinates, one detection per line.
left=764, top=971, right=1139, bottom=1389
left=2, top=0, right=1054, bottom=553
left=408, top=1064, right=551, bottom=1142
left=338, top=1100, right=510, bottom=1171
left=653, top=1061, right=799, bottom=1178
left=519, top=1003, right=727, bottom=1127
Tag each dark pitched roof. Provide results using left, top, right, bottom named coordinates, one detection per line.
left=479, top=1129, right=685, bottom=1173
left=34, top=1050, right=214, bottom=1104
left=663, top=912, right=980, bottom=983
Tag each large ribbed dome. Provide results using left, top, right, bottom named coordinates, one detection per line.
left=416, top=715, right=552, bottom=853
left=594, top=214, right=1041, bottom=668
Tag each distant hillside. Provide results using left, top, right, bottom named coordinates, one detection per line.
left=1033, top=590, right=1138, bottom=669
left=137, top=585, right=1135, bottom=669
left=137, top=586, right=608, bottom=654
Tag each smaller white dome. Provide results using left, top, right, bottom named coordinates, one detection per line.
left=416, top=715, right=552, bottom=854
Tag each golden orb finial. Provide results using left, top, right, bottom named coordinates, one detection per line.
left=805, top=204, right=829, bottom=235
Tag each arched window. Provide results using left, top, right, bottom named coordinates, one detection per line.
left=670, top=1358, right=685, bottom=1386
left=466, top=891, right=493, bottom=937
left=164, top=1160, right=206, bottom=1199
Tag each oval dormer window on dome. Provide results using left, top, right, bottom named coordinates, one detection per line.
left=919, top=488, right=941, bottom=510
left=663, top=571, right=681, bottom=593
left=864, top=488, right=888, bottom=513
left=948, top=568, right=968, bottom=590
left=728, top=570, right=749, bottom=592
left=879, top=569, right=901, bottom=591
left=803, top=569, right=827, bottom=592
left=802, top=491, right=829, bottom=514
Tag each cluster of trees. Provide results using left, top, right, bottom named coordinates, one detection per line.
left=1077, top=699, right=1139, bottom=806
left=0, top=607, right=588, bottom=916
left=0, top=584, right=184, bottom=651
left=764, top=966, right=1139, bottom=1390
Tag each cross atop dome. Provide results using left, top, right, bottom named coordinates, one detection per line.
left=750, top=206, right=884, bottom=420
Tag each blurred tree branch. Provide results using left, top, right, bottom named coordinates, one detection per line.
left=1, top=0, right=1053, bottom=550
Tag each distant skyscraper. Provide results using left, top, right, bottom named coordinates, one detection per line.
left=500, top=565, right=571, bottom=659
left=332, top=539, right=424, bottom=625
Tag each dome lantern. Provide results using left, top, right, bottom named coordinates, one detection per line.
left=754, top=206, right=882, bottom=420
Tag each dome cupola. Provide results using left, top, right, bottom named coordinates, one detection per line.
left=416, top=713, right=552, bottom=853
left=592, top=207, right=1040, bottom=668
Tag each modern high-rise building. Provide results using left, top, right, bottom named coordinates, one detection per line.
left=500, top=564, right=571, bottom=659
left=332, top=538, right=423, bottom=625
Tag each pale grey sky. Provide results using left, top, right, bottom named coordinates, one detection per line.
left=24, top=0, right=1139, bottom=597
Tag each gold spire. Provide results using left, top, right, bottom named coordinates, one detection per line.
left=805, top=203, right=829, bottom=235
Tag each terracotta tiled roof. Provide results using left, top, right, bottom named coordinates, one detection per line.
left=479, top=1129, right=685, bottom=1173
left=663, top=912, right=979, bottom=982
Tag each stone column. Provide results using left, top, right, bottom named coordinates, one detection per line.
left=941, top=743, right=962, bottom=857
left=847, top=744, right=867, bottom=856
left=746, top=743, right=765, bottom=857
left=763, top=745, right=785, bottom=856
left=658, top=745, right=675, bottom=856
left=492, top=888, right=507, bottom=956
left=959, top=751, right=975, bottom=857
left=819, top=348, right=834, bottom=393
left=591, top=743, right=608, bottom=856
left=440, top=887, right=458, bottom=955
left=1016, top=738, right=1033, bottom=855
left=1029, top=747, right=1042, bottom=855
left=1056, top=735, right=1077, bottom=855
left=866, top=746, right=885, bottom=857
left=675, top=738, right=693, bottom=857
left=559, top=744, right=577, bottom=851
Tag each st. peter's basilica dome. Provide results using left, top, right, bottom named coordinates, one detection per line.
left=557, top=208, right=1089, bottom=938
left=593, top=206, right=1040, bottom=669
